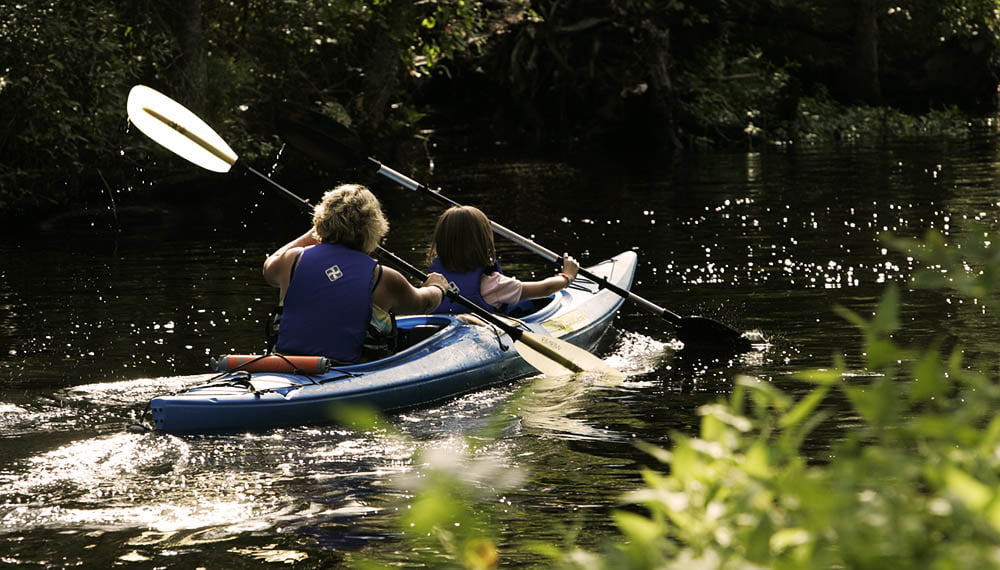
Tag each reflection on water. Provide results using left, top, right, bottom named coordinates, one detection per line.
left=2, top=432, right=191, bottom=530
left=505, top=331, right=671, bottom=443
left=3, top=136, right=1000, bottom=565
left=511, top=372, right=633, bottom=443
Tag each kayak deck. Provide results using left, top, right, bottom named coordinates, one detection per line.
left=149, top=251, right=637, bottom=433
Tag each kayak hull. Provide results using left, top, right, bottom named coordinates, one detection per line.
left=150, top=251, right=637, bottom=434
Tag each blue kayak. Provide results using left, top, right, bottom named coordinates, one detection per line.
left=149, top=251, right=637, bottom=434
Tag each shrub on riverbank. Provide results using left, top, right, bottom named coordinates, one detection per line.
left=356, top=225, right=1000, bottom=568
left=578, top=287, right=1000, bottom=568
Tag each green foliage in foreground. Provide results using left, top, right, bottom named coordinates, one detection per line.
left=353, top=226, right=1000, bottom=569
left=581, top=294, right=1000, bottom=569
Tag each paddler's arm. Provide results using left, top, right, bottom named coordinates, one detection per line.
left=518, top=253, right=580, bottom=300
left=263, top=228, right=318, bottom=290
left=375, top=268, right=449, bottom=315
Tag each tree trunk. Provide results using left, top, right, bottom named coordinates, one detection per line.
left=850, top=0, right=881, bottom=104
left=359, top=1, right=418, bottom=130
left=641, top=21, right=683, bottom=150
left=166, top=0, right=206, bottom=113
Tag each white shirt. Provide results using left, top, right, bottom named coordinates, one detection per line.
left=480, top=272, right=523, bottom=308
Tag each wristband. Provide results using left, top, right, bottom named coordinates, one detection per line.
left=557, top=272, right=572, bottom=285
left=430, top=283, right=448, bottom=299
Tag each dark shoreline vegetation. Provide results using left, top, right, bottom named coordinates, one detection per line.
left=2, top=1, right=999, bottom=222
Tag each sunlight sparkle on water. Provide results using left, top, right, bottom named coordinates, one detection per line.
left=668, top=199, right=942, bottom=288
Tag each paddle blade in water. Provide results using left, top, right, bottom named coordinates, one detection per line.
left=676, top=316, right=752, bottom=353
left=515, top=331, right=624, bottom=378
left=126, top=85, right=238, bottom=173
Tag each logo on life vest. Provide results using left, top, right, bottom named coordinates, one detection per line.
left=325, top=265, right=343, bottom=282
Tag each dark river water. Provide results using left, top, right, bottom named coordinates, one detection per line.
left=3, top=132, right=1000, bottom=567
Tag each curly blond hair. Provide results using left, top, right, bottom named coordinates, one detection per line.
left=312, top=184, right=389, bottom=253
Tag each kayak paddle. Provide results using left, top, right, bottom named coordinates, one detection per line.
left=273, top=102, right=753, bottom=353
left=125, top=84, right=622, bottom=378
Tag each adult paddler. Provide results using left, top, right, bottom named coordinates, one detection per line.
left=264, top=184, right=449, bottom=362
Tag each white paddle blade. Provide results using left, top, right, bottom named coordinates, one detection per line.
left=515, top=332, right=624, bottom=378
left=126, top=85, right=238, bottom=173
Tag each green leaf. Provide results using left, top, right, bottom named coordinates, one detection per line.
left=737, top=376, right=792, bottom=412
left=524, top=541, right=565, bottom=560
left=770, top=528, right=811, bottom=553
left=911, top=346, right=945, bottom=402
left=833, top=304, right=869, bottom=331
left=978, top=416, right=1000, bottom=454
left=635, top=440, right=673, bottom=464
left=745, top=516, right=774, bottom=563
left=743, top=441, right=772, bottom=479
left=699, top=403, right=753, bottom=448
left=843, top=376, right=898, bottom=428
left=779, top=385, right=830, bottom=429
left=794, top=368, right=842, bottom=385
left=944, top=467, right=993, bottom=512
left=405, top=488, right=463, bottom=535
left=834, top=285, right=900, bottom=342
left=872, top=283, right=900, bottom=335
left=988, top=501, right=1000, bottom=535
left=864, top=337, right=904, bottom=370
left=783, top=409, right=830, bottom=453
left=613, top=510, right=664, bottom=545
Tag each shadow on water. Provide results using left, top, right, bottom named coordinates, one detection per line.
left=3, top=134, right=1000, bottom=565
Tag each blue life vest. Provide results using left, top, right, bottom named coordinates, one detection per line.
left=428, top=257, right=509, bottom=314
left=276, top=243, right=375, bottom=362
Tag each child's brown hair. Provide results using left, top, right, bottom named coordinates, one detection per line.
left=428, top=206, right=497, bottom=272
